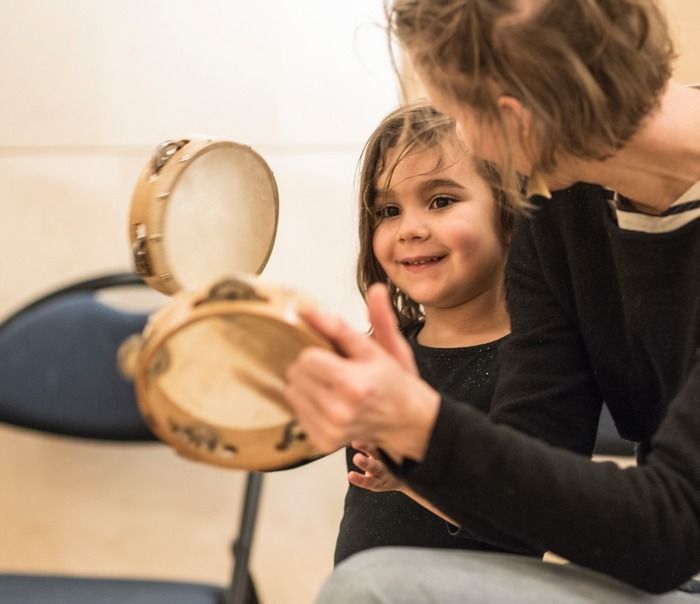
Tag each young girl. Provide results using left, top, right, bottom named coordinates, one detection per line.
left=333, top=102, right=525, bottom=564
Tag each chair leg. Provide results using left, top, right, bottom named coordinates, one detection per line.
left=226, top=472, right=264, bottom=604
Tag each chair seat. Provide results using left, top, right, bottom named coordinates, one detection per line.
left=0, top=574, right=224, bottom=604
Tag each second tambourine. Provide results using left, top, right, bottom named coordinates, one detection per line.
left=120, top=274, right=330, bottom=471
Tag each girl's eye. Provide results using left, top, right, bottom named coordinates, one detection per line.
left=376, top=205, right=400, bottom=220
left=430, top=196, right=455, bottom=210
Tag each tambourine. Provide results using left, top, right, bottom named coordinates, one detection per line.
left=122, top=138, right=330, bottom=470
left=129, top=138, right=279, bottom=295
left=120, top=274, right=330, bottom=471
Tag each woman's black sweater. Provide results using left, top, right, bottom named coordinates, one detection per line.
left=394, top=183, right=700, bottom=593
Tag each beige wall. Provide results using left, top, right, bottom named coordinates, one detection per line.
left=0, top=3, right=395, bottom=604
left=665, top=0, right=700, bottom=83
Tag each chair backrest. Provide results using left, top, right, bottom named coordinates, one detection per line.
left=0, top=273, right=154, bottom=441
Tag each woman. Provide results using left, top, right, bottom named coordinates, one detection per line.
left=284, top=0, right=700, bottom=601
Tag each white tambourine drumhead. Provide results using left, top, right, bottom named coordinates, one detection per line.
left=129, top=139, right=279, bottom=295
left=125, top=275, right=330, bottom=471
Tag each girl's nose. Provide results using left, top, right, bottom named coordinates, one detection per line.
left=397, top=211, right=429, bottom=242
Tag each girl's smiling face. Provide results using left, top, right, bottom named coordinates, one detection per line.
left=372, top=140, right=508, bottom=313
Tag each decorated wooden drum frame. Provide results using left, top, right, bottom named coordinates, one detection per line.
left=121, top=139, right=328, bottom=470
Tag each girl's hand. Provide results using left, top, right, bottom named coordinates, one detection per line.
left=283, top=284, right=440, bottom=461
left=348, top=440, right=403, bottom=493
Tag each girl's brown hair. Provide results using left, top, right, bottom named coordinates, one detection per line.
left=356, top=102, right=515, bottom=330
left=388, top=0, right=676, bottom=176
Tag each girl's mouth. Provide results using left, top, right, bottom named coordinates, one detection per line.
left=399, top=255, right=446, bottom=271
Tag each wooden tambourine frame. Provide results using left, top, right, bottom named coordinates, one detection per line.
left=122, top=139, right=328, bottom=470
left=129, top=138, right=279, bottom=295
left=121, top=275, right=328, bottom=471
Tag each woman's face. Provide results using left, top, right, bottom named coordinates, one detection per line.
left=372, top=140, right=507, bottom=312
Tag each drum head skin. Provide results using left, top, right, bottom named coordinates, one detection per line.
left=128, top=276, right=330, bottom=471
left=129, top=139, right=279, bottom=295
left=125, top=142, right=321, bottom=471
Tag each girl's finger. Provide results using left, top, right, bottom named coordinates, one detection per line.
left=353, top=451, right=372, bottom=471
left=348, top=471, right=373, bottom=489
left=351, top=440, right=378, bottom=458
left=363, top=456, right=387, bottom=478
left=354, top=451, right=387, bottom=476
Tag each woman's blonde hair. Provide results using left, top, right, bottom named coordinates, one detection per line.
left=389, top=0, right=676, bottom=174
left=356, top=102, right=515, bottom=330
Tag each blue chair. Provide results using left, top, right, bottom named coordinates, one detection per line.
left=0, top=273, right=260, bottom=604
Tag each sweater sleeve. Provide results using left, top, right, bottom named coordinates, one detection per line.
left=397, top=357, right=700, bottom=593
left=393, top=212, right=700, bottom=593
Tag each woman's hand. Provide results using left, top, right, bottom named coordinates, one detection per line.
left=284, top=284, right=440, bottom=462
